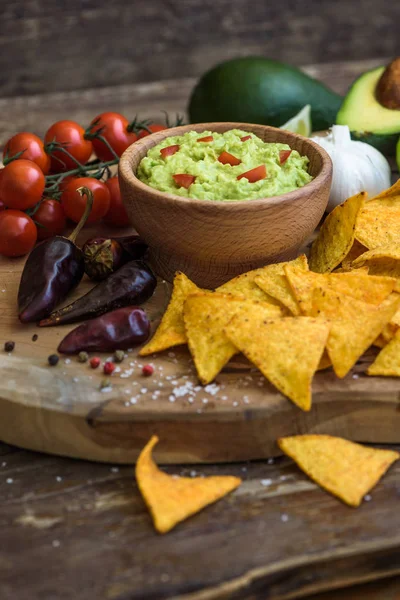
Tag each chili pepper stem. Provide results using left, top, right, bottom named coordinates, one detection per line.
left=68, top=187, right=94, bottom=243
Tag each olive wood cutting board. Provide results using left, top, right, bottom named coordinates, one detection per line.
left=1, top=223, right=400, bottom=464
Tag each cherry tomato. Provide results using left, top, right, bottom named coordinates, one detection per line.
left=0, top=210, right=37, bottom=257
left=160, top=144, right=180, bottom=158
left=279, top=150, right=292, bottom=165
left=61, top=177, right=110, bottom=224
left=218, top=151, right=241, bottom=166
left=4, top=132, right=51, bottom=175
left=237, top=165, right=267, bottom=183
left=137, top=124, right=167, bottom=139
left=197, top=135, right=214, bottom=142
left=90, top=112, right=138, bottom=161
left=173, top=174, right=196, bottom=189
left=0, top=159, right=45, bottom=210
left=44, top=120, right=93, bottom=172
left=103, top=177, right=130, bottom=227
left=34, top=199, right=67, bottom=240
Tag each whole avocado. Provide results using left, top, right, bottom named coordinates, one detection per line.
left=188, top=57, right=342, bottom=131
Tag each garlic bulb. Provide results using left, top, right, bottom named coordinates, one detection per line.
left=311, top=125, right=391, bottom=212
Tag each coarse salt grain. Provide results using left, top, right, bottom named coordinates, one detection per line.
left=267, top=458, right=275, bottom=465
left=169, top=395, right=176, bottom=403
left=233, top=401, right=238, bottom=407
left=281, top=513, right=289, bottom=522
left=364, top=494, right=372, bottom=502
left=261, top=479, right=272, bottom=486
left=140, top=388, right=148, bottom=394
left=52, top=540, right=61, bottom=548
left=111, top=467, right=119, bottom=473
left=6, top=478, right=13, bottom=484
left=130, top=397, right=138, bottom=404
left=64, top=359, right=71, bottom=365
left=56, top=476, right=62, bottom=482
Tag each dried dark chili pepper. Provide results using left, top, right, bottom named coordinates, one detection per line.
left=18, top=187, right=93, bottom=324
left=82, top=234, right=147, bottom=281
left=39, top=260, right=156, bottom=327
left=57, top=306, right=150, bottom=354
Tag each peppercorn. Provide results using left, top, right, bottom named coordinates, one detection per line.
left=32, top=334, right=38, bottom=342
left=90, top=356, right=101, bottom=369
left=142, top=364, right=154, bottom=377
left=48, top=354, right=59, bottom=366
left=78, top=351, right=89, bottom=363
left=103, top=361, right=116, bottom=375
left=113, top=349, right=125, bottom=363
left=4, top=341, right=15, bottom=353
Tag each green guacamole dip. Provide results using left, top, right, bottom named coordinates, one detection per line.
left=137, top=129, right=312, bottom=201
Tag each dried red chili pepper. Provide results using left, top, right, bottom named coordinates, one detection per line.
left=39, top=260, right=156, bottom=327
left=57, top=306, right=150, bottom=354
left=18, top=187, right=93, bottom=323
left=82, top=234, right=147, bottom=281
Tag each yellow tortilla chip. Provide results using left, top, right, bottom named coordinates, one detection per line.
left=352, top=246, right=400, bottom=282
left=278, top=435, right=399, bottom=507
left=317, top=350, right=332, bottom=371
left=367, top=178, right=400, bottom=204
left=184, top=293, right=281, bottom=385
left=216, top=267, right=282, bottom=306
left=341, top=240, right=369, bottom=270
left=309, top=191, right=366, bottom=273
left=355, top=204, right=400, bottom=249
left=140, top=272, right=202, bottom=356
left=373, top=334, right=387, bottom=349
left=225, top=311, right=330, bottom=411
left=311, top=287, right=400, bottom=378
left=285, top=265, right=395, bottom=315
left=136, top=436, right=241, bottom=533
left=381, top=305, right=400, bottom=343
left=368, top=331, right=400, bottom=377
left=254, top=254, right=308, bottom=316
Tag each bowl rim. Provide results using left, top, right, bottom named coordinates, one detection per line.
left=119, top=122, right=332, bottom=209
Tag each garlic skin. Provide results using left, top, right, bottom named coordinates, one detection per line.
left=311, top=125, right=391, bottom=212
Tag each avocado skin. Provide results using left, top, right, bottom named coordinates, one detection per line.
left=350, top=131, right=398, bottom=156
left=188, top=57, right=342, bottom=132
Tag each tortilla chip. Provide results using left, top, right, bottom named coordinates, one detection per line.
left=367, top=178, right=400, bottom=204
left=381, top=305, right=400, bottom=343
left=317, top=350, right=332, bottom=371
left=225, top=312, right=330, bottom=411
left=373, top=334, right=387, bottom=349
left=216, top=268, right=282, bottom=306
left=341, top=240, right=369, bottom=270
left=285, top=266, right=395, bottom=316
left=184, top=293, right=281, bottom=385
left=355, top=204, right=400, bottom=249
left=278, top=435, right=399, bottom=507
left=368, top=331, right=400, bottom=377
left=311, top=288, right=400, bottom=378
left=352, top=246, right=400, bottom=283
left=309, top=191, right=366, bottom=273
left=254, top=255, right=308, bottom=316
left=136, top=436, right=241, bottom=533
left=139, top=272, right=202, bottom=356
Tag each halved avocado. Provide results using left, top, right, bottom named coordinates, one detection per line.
left=337, top=65, right=400, bottom=155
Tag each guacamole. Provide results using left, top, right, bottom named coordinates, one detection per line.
left=137, top=129, right=312, bottom=201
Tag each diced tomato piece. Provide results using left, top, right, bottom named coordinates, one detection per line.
left=237, top=165, right=267, bottom=183
left=173, top=174, right=196, bottom=189
left=197, top=136, right=214, bottom=142
left=240, top=135, right=252, bottom=142
left=160, top=144, right=180, bottom=158
left=218, top=151, right=241, bottom=166
left=279, top=150, right=292, bottom=165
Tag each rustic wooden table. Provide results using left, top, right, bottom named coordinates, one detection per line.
left=1, top=59, right=400, bottom=600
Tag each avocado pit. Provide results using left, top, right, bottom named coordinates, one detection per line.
left=376, top=57, right=400, bottom=110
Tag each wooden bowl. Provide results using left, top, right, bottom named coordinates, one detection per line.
left=119, top=122, right=332, bottom=288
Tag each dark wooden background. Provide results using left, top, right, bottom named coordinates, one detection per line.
left=0, top=0, right=398, bottom=98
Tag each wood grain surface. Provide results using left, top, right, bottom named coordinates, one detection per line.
left=0, top=2, right=396, bottom=97
left=1, top=439, right=400, bottom=600
left=3, top=227, right=400, bottom=465
left=119, top=122, right=331, bottom=287
left=1, top=60, right=400, bottom=600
